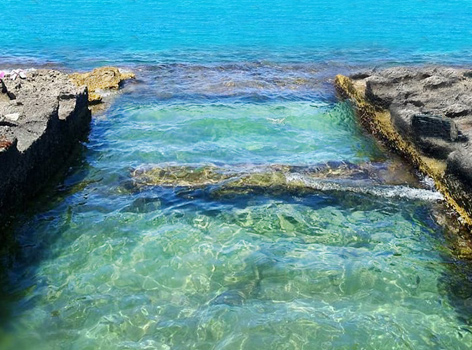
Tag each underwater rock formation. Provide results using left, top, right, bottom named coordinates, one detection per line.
left=130, top=161, right=440, bottom=200
left=0, top=69, right=91, bottom=220
left=335, top=66, right=472, bottom=228
left=69, top=66, right=135, bottom=104
left=210, top=250, right=275, bottom=306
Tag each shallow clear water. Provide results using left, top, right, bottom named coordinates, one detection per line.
left=0, top=63, right=471, bottom=349
left=1, top=1, right=472, bottom=349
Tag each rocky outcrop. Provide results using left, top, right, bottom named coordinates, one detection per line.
left=335, top=67, right=472, bottom=229
left=69, top=66, right=135, bottom=104
left=0, top=69, right=91, bottom=220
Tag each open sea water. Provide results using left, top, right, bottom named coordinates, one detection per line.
left=1, top=1, right=472, bottom=349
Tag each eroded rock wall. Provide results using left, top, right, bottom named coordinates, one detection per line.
left=0, top=70, right=91, bottom=220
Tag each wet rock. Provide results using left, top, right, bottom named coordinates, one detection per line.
left=0, top=70, right=91, bottom=220
left=69, top=66, right=135, bottom=104
left=131, top=161, right=425, bottom=197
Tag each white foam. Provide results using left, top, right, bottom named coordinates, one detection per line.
left=286, top=174, right=444, bottom=201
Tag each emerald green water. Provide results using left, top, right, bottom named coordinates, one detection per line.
left=1, top=64, right=472, bottom=349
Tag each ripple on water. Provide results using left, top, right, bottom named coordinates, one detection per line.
left=2, top=190, right=471, bottom=349
left=1, top=63, right=472, bottom=350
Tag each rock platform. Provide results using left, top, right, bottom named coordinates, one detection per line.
left=0, top=66, right=135, bottom=222
left=335, top=67, right=472, bottom=229
left=0, top=69, right=91, bottom=220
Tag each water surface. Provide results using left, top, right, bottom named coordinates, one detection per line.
left=1, top=1, right=472, bottom=349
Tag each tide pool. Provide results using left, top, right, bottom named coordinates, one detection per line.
left=1, top=1, right=472, bottom=349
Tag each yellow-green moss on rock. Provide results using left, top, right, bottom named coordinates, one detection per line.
left=69, top=66, right=135, bottom=104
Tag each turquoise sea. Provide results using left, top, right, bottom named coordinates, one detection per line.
left=1, top=1, right=472, bottom=349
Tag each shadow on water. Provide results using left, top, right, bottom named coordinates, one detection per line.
left=440, top=259, right=472, bottom=329
left=438, top=221, right=472, bottom=329
left=0, top=144, right=93, bottom=331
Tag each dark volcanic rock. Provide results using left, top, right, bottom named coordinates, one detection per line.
left=360, top=66, right=472, bottom=159
left=0, top=69, right=91, bottom=220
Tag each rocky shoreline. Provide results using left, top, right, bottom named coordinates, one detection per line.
left=335, top=66, right=472, bottom=230
left=0, top=67, right=134, bottom=222
left=3, top=64, right=472, bottom=238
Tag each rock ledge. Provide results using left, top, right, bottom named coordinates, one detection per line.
left=335, top=66, right=472, bottom=229
left=0, top=69, right=91, bottom=220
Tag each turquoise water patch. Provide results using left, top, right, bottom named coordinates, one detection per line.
left=1, top=91, right=471, bottom=349
left=1, top=190, right=471, bottom=349
left=2, top=0, right=472, bottom=65
left=93, top=101, right=381, bottom=167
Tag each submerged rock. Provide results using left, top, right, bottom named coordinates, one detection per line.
left=210, top=250, right=273, bottom=306
left=211, top=290, right=246, bottom=306
left=130, top=161, right=435, bottom=199
left=0, top=69, right=91, bottom=221
left=69, top=66, right=135, bottom=104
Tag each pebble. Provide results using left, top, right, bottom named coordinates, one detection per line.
left=4, top=113, right=20, bottom=121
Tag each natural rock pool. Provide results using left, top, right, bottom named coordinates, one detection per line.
left=1, top=63, right=472, bottom=349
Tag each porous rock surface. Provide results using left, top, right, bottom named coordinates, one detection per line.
left=69, top=66, right=135, bottom=104
left=363, top=67, right=472, bottom=157
left=0, top=69, right=91, bottom=219
left=335, top=66, right=472, bottom=228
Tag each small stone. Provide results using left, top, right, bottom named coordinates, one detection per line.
left=4, top=113, right=20, bottom=121
left=423, top=75, right=455, bottom=89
